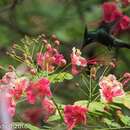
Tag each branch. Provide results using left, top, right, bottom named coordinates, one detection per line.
left=0, top=0, right=22, bottom=13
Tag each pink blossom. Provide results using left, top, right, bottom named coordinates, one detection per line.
left=122, top=72, right=130, bottom=85
left=23, top=108, right=43, bottom=125
left=64, top=105, right=88, bottom=130
left=10, top=79, right=28, bottom=100
left=1, top=71, right=16, bottom=84
left=35, top=78, right=52, bottom=97
left=42, top=98, right=56, bottom=122
left=0, top=72, right=29, bottom=116
left=122, top=0, right=130, bottom=6
left=37, top=52, right=44, bottom=66
left=36, top=46, right=66, bottom=72
left=99, top=74, right=125, bottom=103
left=54, top=53, right=66, bottom=66
left=26, top=78, right=52, bottom=104
left=102, top=2, right=130, bottom=33
left=6, top=93, right=16, bottom=117
left=71, top=47, right=87, bottom=75
left=26, top=89, right=36, bottom=104
left=102, top=2, right=122, bottom=22
left=71, top=47, right=96, bottom=75
left=115, top=15, right=130, bottom=33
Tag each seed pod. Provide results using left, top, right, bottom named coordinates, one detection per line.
left=8, top=65, right=14, bottom=72
left=90, top=66, right=97, bottom=80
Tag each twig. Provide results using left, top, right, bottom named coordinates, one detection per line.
left=51, top=97, right=63, bottom=121
left=0, top=0, right=21, bottom=13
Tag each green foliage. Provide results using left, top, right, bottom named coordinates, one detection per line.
left=33, top=71, right=73, bottom=83
left=103, top=118, right=121, bottom=128
left=48, top=72, right=73, bottom=83
left=113, top=93, right=130, bottom=109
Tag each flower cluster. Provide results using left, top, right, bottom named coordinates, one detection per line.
left=122, top=0, right=130, bottom=6
left=122, top=72, right=130, bottom=85
left=64, top=105, right=88, bottom=130
left=26, top=78, right=52, bottom=104
left=99, top=74, right=125, bottom=103
left=37, top=42, right=66, bottom=72
left=1, top=7, right=130, bottom=129
left=23, top=98, right=56, bottom=124
left=0, top=71, right=28, bottom=116
left=102, top=2, right=130, bottom=33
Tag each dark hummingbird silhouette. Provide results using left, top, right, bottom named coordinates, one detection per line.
left=81, top=18, right=130, bottom=50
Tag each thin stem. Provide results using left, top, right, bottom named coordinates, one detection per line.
left=92, top=92, right=100, bottom=97
left=46, top=63, right=49, bottom=77
left=118, top=77, right=124, bottom=82
left=51, top=97, right=63, bottom=121
left=100, top=66, right=110, bottom=80
left=60, top=63, right=71, bottom=73
left=89, top=75, right=92, bottom=102
left=75, top=84, right=89, bottom=97
left=16, top=98, right=26, bottom=104
left=93, top=94, right=100, bottom=101
left=92, top=84, right=99, bottom=94
left=98, top=127, right=130, bottom=130
left=81, top=74, right=90, bottom=92
left=31, top=41, right=36, bottom=58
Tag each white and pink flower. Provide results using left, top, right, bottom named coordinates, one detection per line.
left=99, top=74, right=125, bottom=103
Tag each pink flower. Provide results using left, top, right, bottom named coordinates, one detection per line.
left=102, top=2, right=130, bottom=33
left=99, top=74, right=125, bottom=103
left=115, top=15, right=130, bottom=33
left=42, top=98, right=56, bottom=122
left=26, top=78, right=52, bottom=104
left=54, top=53, right=66, bottom=67
left=122, top=0, right=130, bottom=6
left=71, top=47, right=96, bottom=75
left=122, top=72, right=130, bottom=85
left=35, top=78, right=52, bottom=97
left=36, top=45, right=66, bottom=72
left=26, top=89, right=36, bottom=104
left=102, top=2, right=122, bottom=22
left=10, top=79, right=28, bottom=100
left=37, top=52, right=44, bottom=66
left=71, top=47, right=87, bottom=75
left=64, top=105, right=88, bottom=130
left=6, top=93, right=16, bottom=117
left=23, top=108, right=43, bottom=125
left=1, top=71, right=16, bottom=84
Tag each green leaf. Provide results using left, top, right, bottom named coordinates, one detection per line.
left=88, top=102, right=105, bottom=113
left=24, top=123, right=41, bottom=130
left=113, top=93, right=130, bottom=109
left=109, top=104, right=121, bottom=110
left=113, top=96, right=124, bottom=104
left=48, top=114, right=61, bottom=122
left=74, top=100, right=88, bottom=107
left=103, top=118, right=121, bottom=128
left=32, top=71, right=48, bottom=81
left=48, top=103, right=64, bottom=122
left=119, top=115, right=130, bottom=126
left=48, top=72, right=73, bottom=83
left=123, top=94, right=130, bottom=109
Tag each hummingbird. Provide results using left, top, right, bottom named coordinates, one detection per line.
left=81, top=18, right=130, bottom=50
